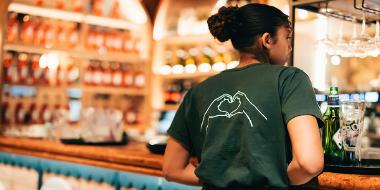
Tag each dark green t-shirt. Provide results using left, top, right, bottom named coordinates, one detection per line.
left=167, top=63, right=323, bottom=189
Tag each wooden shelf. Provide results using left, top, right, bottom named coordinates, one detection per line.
left=161, top=34, right=215, bottom=45
left=8, top=2, right=140, bottom=30
left=82, top=86, right=146, bottom=96
left=160, top=104, right=180, bottom=111
left=4, top=43, right=144, bottom=63
left=158, top=71, right=219, bottom=79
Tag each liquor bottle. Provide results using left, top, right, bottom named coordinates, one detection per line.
left=123, top=64, right=134, bottom=87
left=73, top=0, right=83, bottom=12
left=21, top=15, right=34, bottom=45
left=40, top=103, right=52, bottom=124
left=1, top=93, right=12, bottom=126
left=32, top=55, right=43, bottom=84
left=33, top=17, right=45, bottom=46
left=92, top=61, right=103, bottom=86
left=9, top=53, right=19, bottom=84
left=56, top=23, right=67, bottom=48
left=114, top=31, right=123, bottom=52
left=67, top=63, right=80, bottom=85
left=68, top=24, right=80, bottom=48
left=7, top=12, right=19, bottom=43
left=18, top=53, right=29, bottom=84
left=101, top=62, right=112, bottom=86
left=125, top=106, right=138, bottom=125
left=84, top=62, right=94, bottom=85
left=93, top=0, right=103, bottom=16
left=44, top=21, right=56, bottom=48
left=29, top=102, right=39, bottom=124
left=56, top=64, right=65, bottom=86
left=3, top=52, right=13, bottom=83
left=133, top=70, right=145, bottom=88
left=322, top=86, right=344, bottom=164
left=123, top=31, right=134, bottom=53
left=111, top=62, right=123, bottom=87
left=15, top=97, right=26, bottom=125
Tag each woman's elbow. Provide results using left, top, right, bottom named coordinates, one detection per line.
left=162, top=164, right=176, bottom=181
left=299, top=156, right=324, bottom=176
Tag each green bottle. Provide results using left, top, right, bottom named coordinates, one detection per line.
left=322, top=86, right=344, bottom=164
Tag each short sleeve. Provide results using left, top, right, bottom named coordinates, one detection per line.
left=280, top=68, right=324, bottom=128
left=167, top=89, right=194, bottom=153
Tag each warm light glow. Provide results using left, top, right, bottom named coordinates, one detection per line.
left=171, top=64, right=184, bottom=74
left=39, top=53, right=59, bottom=70
left=198, top=63, right=212, bottom=73
left=118, top=0, right=148, bottom=25
left=297, top=10, right=309, bottom=20
left=330, top=55, right=341, bottom=66
left=185, top=64, right=197, bottom=73
left=282, top=5, right=290, bottom=16
left=159, top=65, right=171, bottom=75
left=212, top=62, right=226, bottom=72
left=227, top=61, right=239, bottom=69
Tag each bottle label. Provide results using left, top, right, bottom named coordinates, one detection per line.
left=134, top=75, right=145, bottom=87
left=20, top=67, right=28, bottom=79
left=84, top=72, right=93, bottom=84
left=5, top=109, right=11, bottom=122
left=112, top=73, right=122, bottom=86
left=68, top=67, right=80, bottom=82
left=33, top=68, right=43, bottom=79
left=102, top=73, right=112, bottom=85
left=328, top=95, right=340, bottom=106
left=124, top=75, right=134, bottom=86
left=18, top=110, right=25, bottom=122
left=93, top=71, right=102, bottom=85
left=43, top=111, right=52, bottom=123
left=32, top=110, right=39, bottom=122
left=333, top=128, right=343, bottom=149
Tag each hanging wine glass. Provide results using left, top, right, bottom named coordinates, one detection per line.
left=368, top=16, right=380, bottom=57
left=334, top=21, right=351, bottom=57
left=349, top=13, right=371, bottom=57
left=314, top=11, right=335, bottom=54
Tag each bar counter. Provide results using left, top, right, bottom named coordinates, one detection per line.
left=0, top=136, right=379, bottom=189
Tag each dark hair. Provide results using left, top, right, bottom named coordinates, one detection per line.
left=207, top=3, right=290, bottom=63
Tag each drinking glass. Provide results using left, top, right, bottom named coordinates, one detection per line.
left=340, top=100, right=366, bottom=165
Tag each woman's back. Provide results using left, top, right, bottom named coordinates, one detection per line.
left=168, top=64, right=322, bottom=188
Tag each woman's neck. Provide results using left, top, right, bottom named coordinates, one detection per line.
left=237, top=53, right=263, bottom=68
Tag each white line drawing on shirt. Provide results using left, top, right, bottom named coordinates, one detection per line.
left=201, top=91, right=267, bottom=133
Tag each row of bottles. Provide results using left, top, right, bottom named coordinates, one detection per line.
left=1, top=93, right=69, bottom=127
left=7, top=12, right=80, bottom=48
left=86, top=26, right=142, bottom=54
left=6, top=12, right=142, bottom=54
left=159, top=45, right=238, bottom=75
left=31, top=0, right=121, bottom=18
left=84, top=60, right=145, bottom=88
left=164, top=80, right=194, bottom=105
left=2, top=51, right=80, bottom=86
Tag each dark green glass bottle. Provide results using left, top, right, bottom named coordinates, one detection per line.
left=322, top=86, right=344, bottom=164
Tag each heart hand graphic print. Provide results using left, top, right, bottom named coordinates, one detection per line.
left=201, top=91, right=268, bottom=133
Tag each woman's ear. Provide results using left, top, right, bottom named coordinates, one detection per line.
left=261, top=32, right=272, bottom=49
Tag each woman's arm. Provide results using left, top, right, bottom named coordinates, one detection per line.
left=163, top=137, right=202, bottom=186
left=287, top=115, right=324, bottom=185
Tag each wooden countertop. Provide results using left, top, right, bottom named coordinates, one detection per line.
left=0, top=136, right=163, bottom=176
left=0, top=136, right=379, bottom=189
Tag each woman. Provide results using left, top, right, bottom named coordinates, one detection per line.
left=163, top=3, right=324, bottom=189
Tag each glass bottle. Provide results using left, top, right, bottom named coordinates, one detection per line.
left=322, top=86, right=344, bottom=164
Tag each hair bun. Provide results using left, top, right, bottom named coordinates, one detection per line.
left=207, top=6, right=239, bottom=42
